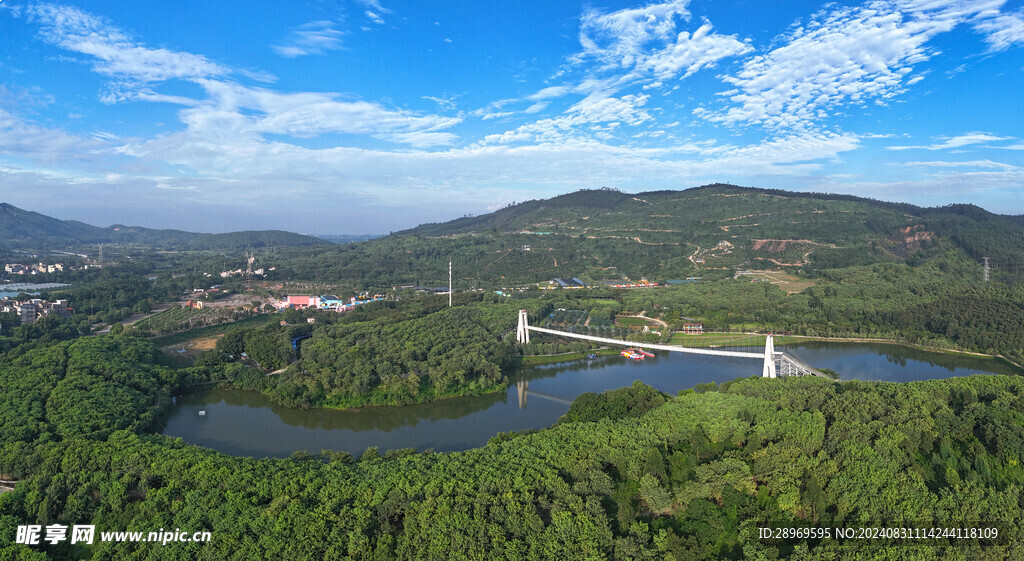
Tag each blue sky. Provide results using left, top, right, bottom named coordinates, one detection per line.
left=0, top=0, right=1022, bottom=233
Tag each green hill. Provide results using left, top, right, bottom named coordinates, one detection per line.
left=0, top=203, right=332, bottom=250
left=275, top=184, right=1024, bottom=287
left=0, top=202, right=113, bottom=245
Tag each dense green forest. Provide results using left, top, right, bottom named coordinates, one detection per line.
left=210, top=293, right=550, bottom=408
left=2, top=335, right=1024, bottom=559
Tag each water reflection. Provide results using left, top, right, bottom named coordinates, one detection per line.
left=175, top=388, right=506, bottom=433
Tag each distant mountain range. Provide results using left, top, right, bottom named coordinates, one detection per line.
left=5, top=185, right=1023, bottom=283
left=399, top=184, right=1024, bottom=265
left=285, top=183, right=1024, bottom=287
left=0, top=203, right=333, bottom=250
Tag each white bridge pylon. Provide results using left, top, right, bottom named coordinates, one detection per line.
left=516, top=309, right=816, bottom=379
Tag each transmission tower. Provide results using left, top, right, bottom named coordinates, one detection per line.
left=983, top=257, right=990, bottom=282
left=449, top=260, right=453, bottom=307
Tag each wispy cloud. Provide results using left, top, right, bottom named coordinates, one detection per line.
left=696, top=0, right=1004, bottom=130
left=28, top=3, right=231, bottom=84
left=471, top=0, right=750, bottom=143
left=272, top=20, right=345, bottom=58
left=973, top=7, right=1024, bottom=52
left=16, top=4, right=458, bottom=149
left=902, top=159, right=1019, bottom=170
left=572, top=0, right=750, bottom=86
left=887, top=132, right=1012, bottom=150
left=353, top=0, right=390, bottom=14
left=574, top=1, right=751, bottom=83
left=3, top=0, right=1022, bottom=231
left=0, top=108, right=106, bottom=164
left=353, top=0, right=391, bottom=25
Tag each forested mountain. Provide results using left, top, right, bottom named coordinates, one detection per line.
left=0, top=202, right=123, bottom=246
left=0, top=203, right=332, bottom=250
left=270, top=184, right=1024, bottom=287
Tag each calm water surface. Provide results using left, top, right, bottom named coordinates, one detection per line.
left=163, top=343, right=1018, bottom=458
left=0, top=282, right=70, bottom=299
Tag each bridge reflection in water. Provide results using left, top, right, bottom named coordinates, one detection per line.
left=516, top=379, right=573, bottom=409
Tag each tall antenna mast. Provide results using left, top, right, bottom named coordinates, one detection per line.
left=983, top=257, right=990, bottom=282
left=449, top=260, right=453, bottom=307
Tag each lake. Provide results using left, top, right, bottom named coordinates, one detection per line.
left=162, top=342, right=1018, bottom=458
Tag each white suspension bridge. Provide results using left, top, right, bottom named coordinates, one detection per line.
left=515, top=309, right=825, bottom=380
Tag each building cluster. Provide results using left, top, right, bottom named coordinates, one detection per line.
left=680, top=323, right=704, bottom=335
left=666, top=277, right=702, bottom=284
left=1, top=298, right=72, bottom=324
left=4, top=263, right=65, bottom=275
left=610, top=280, right=660, bottom=288
left=392, top=285, right=449, bottom=294
left=219, top=268, right=268, bottom=278
left=553, top=278, right=586, bottom=288
left=276, top=294, right=384, bottom=312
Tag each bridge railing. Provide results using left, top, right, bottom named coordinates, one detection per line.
left=525, top=325, right=763, bottom=359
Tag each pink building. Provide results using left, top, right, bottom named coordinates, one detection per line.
left=285, top=295, right=320, bottom=309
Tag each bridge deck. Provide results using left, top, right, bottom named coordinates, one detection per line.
left=526, top=326, right=763, bottom=359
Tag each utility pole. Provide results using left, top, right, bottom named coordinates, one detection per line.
left=449, top=260, right=453, bottom=307
left=983, top=257, right=990, bottom=283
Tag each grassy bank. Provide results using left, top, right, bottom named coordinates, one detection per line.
left=520, top=347, right=620, bottom=365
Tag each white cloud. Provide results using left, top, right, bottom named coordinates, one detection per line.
left=528, top=86, right=571, bottom=100
left=524, top=102, right=548, bottom=114
left=376, top=131, right=458, bottom=148
left=573, top=0, right=750, bottom=83
left=902, top=159, right=1019, bottom=169
left=151, top=80, right=463, bottom=146
left=699, top=0, right=1005, bottom=129
left=28, top=3, right=231, bottom=83
left=470, top=1, right=748, bottom=125
left=475, top=93, right=655, bottom=146
left=887, top=132, right=1012, bottom=150
left=575, top=0, right=692, bottom=70
left=642, top=21, right=753, bottom=81
left=0, top=109, right=107, bottom=164
left=567, top=93, right=651, bottom=125
left=6, top=0, right=1022, bottom=231
left=354, top=0, right=391, bottom=14
left=365, top=11, right=385, bottom=25
left=18, top=4, right=458, bottom=150
left=422, top=95, right=459, bottom=110
left=272, top=21, right=345, bottom=58
left=480, top=111, right=515, bottom=121
left=973, top=8, right=1024, bottom=51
